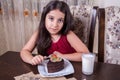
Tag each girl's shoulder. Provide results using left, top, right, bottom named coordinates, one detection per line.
left=67, top=31, right=76, bottom=38
left=66, top=30, right=81, bottom=43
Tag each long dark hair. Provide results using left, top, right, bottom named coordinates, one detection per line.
left=36, top=0, right=73, bottom=56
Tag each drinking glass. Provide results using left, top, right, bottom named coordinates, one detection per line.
left=82, top=53, right=95, bottom=75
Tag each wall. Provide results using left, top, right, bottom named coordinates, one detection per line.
left=0, top=0, right=40, bottom=55
left=0, top=12, right=7, bottom=55
left=93, top=0, right=120, bottom=8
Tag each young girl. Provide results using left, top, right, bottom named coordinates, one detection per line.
left=20, top=1, right=89, bottom=65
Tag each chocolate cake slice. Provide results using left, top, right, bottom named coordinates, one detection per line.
left=47, top=54, right=64, bottom=73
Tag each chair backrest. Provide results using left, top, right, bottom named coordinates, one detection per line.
left=98, top=8, right=105, bottom=62
left=98, top=6, right=120, bottom=64
left=70, top=5, right=98, bottom=52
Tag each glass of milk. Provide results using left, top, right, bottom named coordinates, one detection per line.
left=82, top=53, right=95, bottom=75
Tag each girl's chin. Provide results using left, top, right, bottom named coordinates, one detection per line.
left=49, top=31, right=58, bottom=35
left=50, top=33, right=57, bottom=35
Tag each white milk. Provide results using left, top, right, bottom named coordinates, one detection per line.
left=82, top=53, right=95, bottom=75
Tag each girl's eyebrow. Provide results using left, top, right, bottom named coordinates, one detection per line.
left=58, top=18, right=64, bottom=21
left=47, top=15, right=53, bottom=17
left=60, top=17, right=64, bottom=19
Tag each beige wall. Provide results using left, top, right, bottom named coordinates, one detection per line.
left=0, top=15, right=7, bottom=55
left=93, top=0, right=120, bottom=8
left=0, top=0, right=40, bottom=55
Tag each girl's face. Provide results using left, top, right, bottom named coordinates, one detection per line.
left=45, top=9, right=65, bottom=35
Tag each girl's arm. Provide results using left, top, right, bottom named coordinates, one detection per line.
left=55, top=31, right=89, bottom=61
left=20, top=30, right=44, bottom=65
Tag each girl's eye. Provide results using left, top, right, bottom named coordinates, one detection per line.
left=58, top=19, right=64, bottom=23
left=49, top=17, right=54, bottom=21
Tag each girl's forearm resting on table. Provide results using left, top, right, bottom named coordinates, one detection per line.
left=20, top=49, right=44, bottom=65
left=20, top=49, right=33, bottom=64
left=56, top=52, right=87, bottom=62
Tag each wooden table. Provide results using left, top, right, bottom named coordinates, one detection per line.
left=0, top=51, right=120, bottom=80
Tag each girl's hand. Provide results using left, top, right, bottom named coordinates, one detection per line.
left=30, top=55, right=44, bottom=65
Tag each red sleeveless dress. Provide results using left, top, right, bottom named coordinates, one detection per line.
left=47, top=35, right=76, bottom=55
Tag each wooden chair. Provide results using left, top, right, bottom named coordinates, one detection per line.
left=88, top=6, right=98, bottom=52
left=70, top=5, right=98, bottom=52
left=98, top=8, right=105, bottom=62
left=98, top=6, right=120, bottom=64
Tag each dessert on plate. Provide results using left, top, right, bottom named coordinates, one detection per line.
left=47, top=54, right=64, bottom=73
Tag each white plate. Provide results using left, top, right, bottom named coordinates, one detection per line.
left=37, top=59, right=74, bottom=77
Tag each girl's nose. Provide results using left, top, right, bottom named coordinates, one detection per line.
left=53, top=21, right=58, bottom=27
